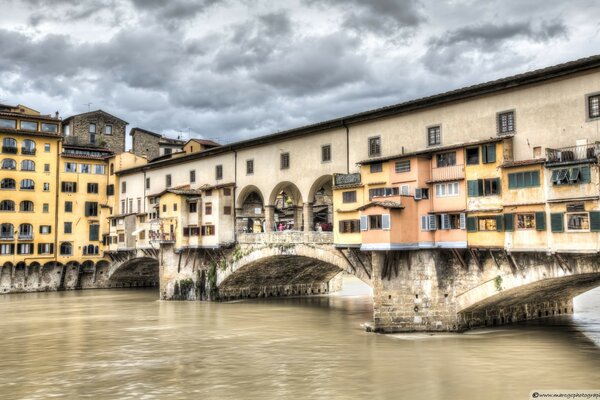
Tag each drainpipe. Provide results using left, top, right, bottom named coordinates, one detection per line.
left=233, top=149, right=238, bottom=243
left=342, top=120, right=350, bottom=174
left=54, top=137, right=61, bottom=265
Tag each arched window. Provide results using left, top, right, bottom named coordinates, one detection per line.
left=0, top=223, right=14, bottom=239
left=2, top=138, right=17, bottom=154
left=19, top=223, right=33, bottom=239
left=0, top=200, right=15, bottom=211
left=20, top=179, right=34, bottom=190
left=20, top=201, right=34, bottom=212
left=60, top=242, right=72, bottom=256
left=0, top=178, right=16, bottom=189
left=21, top=139, right=36, bottom=155
left=1, top=159, right=16, bottom=170
left=21, top=160, right=35, bottom=171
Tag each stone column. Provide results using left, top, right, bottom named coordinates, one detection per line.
left=294, top=206, right=303, bottom=231
left=303, top=202, right=314, bottom=232
left=264, top=206, right=275, bottom=232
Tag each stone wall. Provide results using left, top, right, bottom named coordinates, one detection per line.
left=66, top=111, right=126, bottom=153
left=131, top=130, right=160, bottom=160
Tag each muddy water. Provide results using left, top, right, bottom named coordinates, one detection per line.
left=0, top=277, right=598, bottom=399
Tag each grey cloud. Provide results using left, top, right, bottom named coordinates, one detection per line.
left=129, top=0, right=223, bottom=23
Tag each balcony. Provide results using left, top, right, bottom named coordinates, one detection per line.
left=0, top=235, right=14, bottom=241
left=21, top=148, right=36, bottom=156
left=18, top=234, right=33, bottom=240
left=2, top=146, right=17, bottom=154
left=429, top=164, right=465, bottom=182
left=546, top=143, right=599, bottom=165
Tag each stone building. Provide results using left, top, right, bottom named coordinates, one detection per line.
left=130, top=127, right=186, bottom=160
left=62, top=110, right=127, bottom=153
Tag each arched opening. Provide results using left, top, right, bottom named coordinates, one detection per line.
left=269, top=182, right=303, bottom=232
left=109, top=257, right=159, bottom=288
left=307, top=175, right=333, bottom=232
left=236, top=185, right=265, bottom=233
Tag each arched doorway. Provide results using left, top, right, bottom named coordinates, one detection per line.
left=269, top=182, right=304, bottom=232
left=307, top=175, right=334, bottom=232
left=236, top=185, right=265, bottom=233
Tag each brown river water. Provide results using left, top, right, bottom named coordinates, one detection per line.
left=0, top=276, right=598, bottom=400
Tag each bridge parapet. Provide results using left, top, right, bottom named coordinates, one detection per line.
left=237, top=231, right=333, bottom=244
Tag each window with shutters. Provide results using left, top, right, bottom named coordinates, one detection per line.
left=202, top=225, right=215, bottom=236
left=342, top=191, right=357, bottom=203
left=87, top=183, right=99, bottom=194
left=17, top=243, right=33, bottom=254
left=550, top=166, right=591, bottom=185
left=64, top=162, right=77, bottom=173
left=38, top=243, right=53, bottom=254
left=85, top=202, right=98, bottom=217
left=89, top=224, right=100, bottom=241
left=370, top=163, right=383, bottom=173
left=189, top=202, right=197, bottom=213
left=368, top=137, right=381, bottom=157
left=427, top=125, right=441, bottom=146
left=508, top=171, right=540, bottom=189
left=400, top=185, right=409, bottom=196
left=497, top=110, right=515, bottom=135
left=587, top=93, right=600, bottom=120
left=478, top=217, right=497, bottom=231
left=482, top=144, right=496, bottom=164
left=467, top=178, right=501, bottom=196
left=40, top=225, right=52, bottom=234
left=566, top=213, right=590, bottom=231
left=369, top=215, right=382, bottom=230
left=321, top=145, right=331, bottom=162
left=0, top=243, right=14, bottom=254
left=395, top=160, right=410, bottom=173
left=466, top=147, right=479, bottom=165
left=61, top=182, right=77, bottom=193
left=414, top=188, right=429, bottom=200
left=516, top=213, right=536, bottom=230
left=205, top=203, right=212, bottom=215
left=246, top=159, right=254, bottom=175
left=360, top=216, right=368, bottom=231
left=339, top=219, right=360, bottom=233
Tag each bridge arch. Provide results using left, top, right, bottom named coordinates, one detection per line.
left=107, top=256, right=159, bottom=287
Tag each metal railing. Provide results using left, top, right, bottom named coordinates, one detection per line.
left=18, top=234, right=33, bottom=240
left=546, top=143, right=600, bottom=164
left=21, top=148, right=36, bottom=155
left=430, top=164, right=465, bottom=182
left=2, top=146, right=17, bottom=154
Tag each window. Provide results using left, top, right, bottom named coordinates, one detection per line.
left=321, top=145, right=331, bottom=162
left=89, top=224, right=100, bottom=241
left=166, top=174, right=172, bottom=188
left=18, top=224, right=32, bottom=239
left=44, top=143, right=51, bottom=152
left=368, top=137, right=381, bottom=157
left=87, top=183, right=99, bottom=194
left=65, top=201, right=73, bottom=212
left=216, top=165, right=223, bottom=180
left=41, top=123, right=57, bottom=133
left=436, top=152, right=456, bottom=167
left=400, top=185, right=410, bottom=196
left=205, top=189, right=212, bottom=197
left=190, top=170, right=196, bottom=183
left=80, top=164, right=91, bottom=173
left=369, top=215, right=383, bottom=230
left=478, top=217, right=498, bottom=231
left=205, top=203, right=212, bottom=215
left=105, top=125, right=112, bottom=135
left=0, top=244, right=14, bottom=254
left=137, top=198, right=141, bottom=213
left=17, top=243, right=33, bottom=254
left=40, top=225, right=52, bottom=234
left=2, top=137, right=17, bottom=153
left=1, top=158, right=16, bottom=170
left=202, top=225, right=215, bottom=236
left=368, top=187, right=399, bottom=199
left=65, top=162, right=77, bottom=172
left=467, top=178, right=501, bottom=197
left=246, top=159, right=254, bottom=175
left=551, top=166, right=591, bottom=185
left=44, top=163, right=50, bottom=172
left=566, top=213, right=590, bottom=231
left=43, top=183, right=50, bottom=191
left=118, top=233, right=125, bottom=242
left=482, top=144, right=496, bottom=164
left=427, top=126, right=441, bottom=146
left=21, top=121, right=38, bottom=131
left=435, top=182, right=459, bottom=197
left=20, top=201, right=34, bottom=212
left=43, top=203, right=49, bottom=213
left=0, top=223, right=14, bottom=239
left=83, top=244, right=100, bottom=255
left=587, top=93, right=600, bottom=120
left=342, top=191, right=357, bottom=203
left=146, top=177, right=150, bottom=189
left=497, top=110, right=515, bottom=134
left=107, top=184, right=114, bottom=196
left=128, top=199, right=133, bottom=214
left=370, top=163, right=383, bottom=173
left=0, top=119, right=16, bottom=129
left=164, top=148, right=172, bottom=155
left=508, top=171, right=540, bottom=189
left=94, top=165, right=105, bottom=174
left=339, top=220, right=360, bottom=233
left=414, top=188, right=429, bottom=200
left=60, top=242, right=72, bottom=255
left=189, top=202, right=197, bottom=213
left=395, top=160, right=410, bottom=173
left=0, top=200, right=15, bottom=211
left=224, top=206, right=232, bottom=215
left=280, top=153, right=290, bottom=169
left=38, top=243, right=53, bottom=254
left=466, top=147, right=479, bottom=165
left=21, top=139, right=35, bottom=155
left=61, top=182, right=77, bottom=193
left=64, top=222, right=72, bottom=234
left=121, top=181, right=126, bottom=193
left=223, top=188, right=231, bottom=196
left=516, top=213, right=536, bottom=230
left=20, top=179, right=34, bottom=190
left=162, top=204, right=166, bottom=213
left=21, top=160, right=35, bottom=171
left=173, top=203, right=177, bottom=212
left=89, top=123, right=96, bottom=133
left=1, top=178, right=16, bottom=189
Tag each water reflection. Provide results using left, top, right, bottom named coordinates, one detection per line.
left=0, top=279, right=598, bottom=400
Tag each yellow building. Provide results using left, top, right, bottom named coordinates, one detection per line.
left=0, top=104, right=62, bottom=266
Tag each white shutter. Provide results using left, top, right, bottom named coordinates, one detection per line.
left=441, top=214, right=450, bottom=230
left=421, top=215, right=429, bottom=231
left=360, top=215, right=368, bottom=231
left=459, top=213, right=466, bottom=230
left=382, top=214, right=391, bottom=230
left=428, top=214, right=437, bottom=231
left=401, top=185, right=409, bottom=196
left=414, top=188, right=422, bottom=200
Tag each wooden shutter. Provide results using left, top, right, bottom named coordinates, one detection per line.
left=550, top=213, right=564, bottom=232
left=535, top=212, right=546, bottom=231
left=414, top=188, right=422, bottom=200
left=467, top=180, right=478, bottom=197
left=532, top=171, right=540, bottom=187
left=441, top=214, right=450, bottom=230
left=466, top=217, right=477, bottom=232
left=590, top=211, right=600, bottom=232
left=360, top=216, right=368, bottom=231
left=382, top=214, right=391, bottom=230
left=459, top=213, right=466, bottom=230
left=89, top=224, right=99, bottom=241
left=483, top=144, right=496, bottom=163
left=428, top=215, right=437, bottom=230
left=495, top=178, right=502, bottom=195
left=508, top=173, right=517, bottom=189
left=580, top=166, right=591, bottom=183
left=421, top=216, right=429, bottom=231
left=495, top=215, right=504, bottom=231
left=504, top=213, right=514, bottom=232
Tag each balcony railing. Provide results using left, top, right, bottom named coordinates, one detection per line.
left=18, top=234, right=33, bottom=240
left=21, top=148, right=36, bottom=155
left=2, top=146, right=17, bottom=154
left=430, top=164, right=465, bottom=182
left=0, top=235, right=14, bottom=240
left=237, top=231, right=333, bottom=244
left=546, top=143, right=600, bottom=164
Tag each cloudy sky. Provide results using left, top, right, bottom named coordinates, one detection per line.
left=1, top=0, right=599, bottom=145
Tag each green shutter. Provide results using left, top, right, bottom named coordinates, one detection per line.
left=580, top=166, right=591, bottom=183
left=496, top=215, right=504, bottom=231
left=467, top=180, right=478, bottom=197
left=550, top=213, right=564, bottom=232
left=535, top=211, right=546, bottom=231
left=495, top=178, right=501, bottom=195
left=532, top=171, right=540, bottom=187
left=590, top=211, right=600, bottom=232
left=466, top=217, right=477, bottom=232
left=483, top=144, right=496, bottom=164
left=89, top=225, right=99, bottom=241
left=523, top=172, right=532, bottom=187
left=508, top=173, right=517, bottom=189
left=504, top=213, right=514, bottom=231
